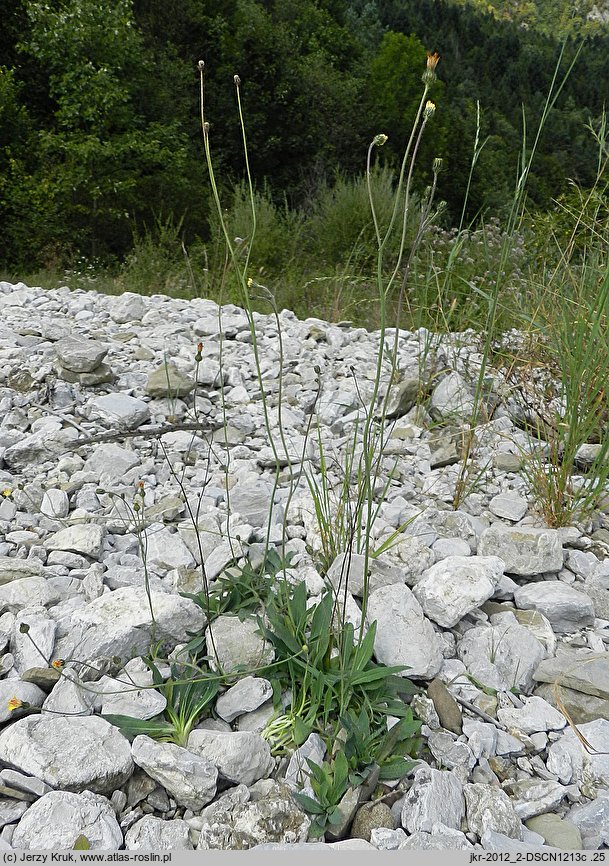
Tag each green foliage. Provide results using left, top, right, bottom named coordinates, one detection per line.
left=183, top=548, right=295, bottom=623
left=291, top=753, right=352, bottom=839
left=102, top=659, right=219, bottom=747
left=258, top=583, right=418, bottom=757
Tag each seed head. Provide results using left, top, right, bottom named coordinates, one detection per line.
left=234, top=74, right=241, bottom=86
left=424, top=101, right=436, bottom=120
left=198, top=60, right=205, bottom=72
left=433, top=157, right=444, bottom=173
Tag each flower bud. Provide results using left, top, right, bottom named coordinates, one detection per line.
left=372, top=133, right=388, bottom=147
left=424, top=101, right=436, bottom=120
left=234, top=74, right=241, bottom=86
left=198, top=60, right=205, bottom=72
left=433, top=157, right=444, bottom=173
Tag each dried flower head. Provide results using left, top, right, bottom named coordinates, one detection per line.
left=433, top=157, right=444, bottom=173
left=427, top=52, right=440, bottom=71
left=195, top=342, right=203, bottom=362
left=234, top=74, right=241, bottom=86
left=423, top=52, right=440, bottom=85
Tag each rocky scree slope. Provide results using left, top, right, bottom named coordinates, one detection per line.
left=0, top=281, right=608, bottom=850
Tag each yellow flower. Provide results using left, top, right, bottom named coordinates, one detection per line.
left=1, top=489, right=11, bottom=498
left=7, top=697, right=22, bottom=712
left=52, top=659, right=64, bottom=670
left=424, top=101, right=436, bottom=120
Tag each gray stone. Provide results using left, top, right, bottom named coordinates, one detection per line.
left=188, top=729, right=274, bottom=785
left=131, top=735, right=217, bottom=810
left=89, top=393, right=150, bottom=430
left=146, top=364, right=194, bottom=398
left=0, top=716, right=133, bottom=793
left=97, top=657, right=167, bottom=720
left=514, top=581, right=595, bottom=633
left=430, top=371, right=474, bottom=418
left=208, top=616, right=274, bottom=674
left=65, top=586, right=204, bottom=665
left=413, top=555, right=505, bottom=627
left=481, top=829, right=557, bottom=851
left=12, top=611, right=56, bottom=673
left=0, top=577, right=60, bottom=614
left=534, top=647, right=609, bottom=701
left=535, top=682, right=609, bottom=725
left=427, top=732, right=475, bottom=770
left=464, top=783, right=522, bottom=839
left=110, top=292, right=146, bottom=324
left=284, top=733, right=326, bottom=795
left=40, top=488, right=70, bottom=519
left=567, top=796, right=609, bottom=849
left=3, top=429, right=75, bottom=471
left=145, top=526, right=195, bottom=574
left=497, top=696, right=566, bottom=734
left=370, top=827, right=407, bottom=849
left=0, top=768, right=51, bottom=799
left=385, top=378, right=419, bottom=418
left=216, top=677, right=273, bottom=723
left=84, top=443, right=140, bottom=482
left=45, top=524, right=105, bottom=559
left=526, top=814, right=582, bottom=850
left=366, top=583, right=443, bottom=679
left=505, top=779, right=572, bottom=820
left=399, top=824, right=474, bottom=849
left=583, top=571, right=609, bottom=619
left=196, top=781, right=309, bottom=849
left=11, top=790, right=122, bottom=850
left=489, top=493, right=528, bottom=522
left=400, top=767, right=465, bottom=833
left=55, top=337, right=108, bottom=373
left=427, top=679, right=463, bottom=734
left=547, top=719, right=609, bottom=796
left=230, top=481, right=275, bottom=527
left=457, top=613, right=546, bottom=693
left=0, top=557, right=43, bottom=585
left=478, top=524, right=563, bottom=575
left=125, top=816, right=193, bottom=850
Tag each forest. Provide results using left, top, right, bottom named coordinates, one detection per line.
left=1, top=0, right=608, bottom=321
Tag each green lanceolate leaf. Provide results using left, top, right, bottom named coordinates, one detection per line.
left=101, top=714, right=174, bottom=740
left=292, top=792, right=325, bottom=816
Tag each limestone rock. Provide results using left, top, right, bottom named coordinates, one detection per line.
left=131, top=735, right=217, bottom=810
left=188, top=729, right=274, bottom=785
left=0, top=716, right=133, bottom=793
left=478, top=525, right=563, bottom=575
left=11, top=790, right=122, bottom=850
left=366, top=583, right=443, bottom=679
left=413, top=555, right=505, bottom=627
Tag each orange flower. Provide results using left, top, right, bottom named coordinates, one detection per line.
left=52, top=659, right=64, bottom=669
left=8, top=697, right=22, bottom=712
left=427, top=52, right=440, bottom=71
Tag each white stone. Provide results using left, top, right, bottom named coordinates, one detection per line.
left=11, top=790, right=122, bottom=850
left=125, top=816, right=193, bottom=850
left=497, top=696, right=566, bottom=734
left=478, top=524, right=563, bottom=575
left=40, top=488, right=70, bottom=519
left=45, top=524, right=105, bottom=559
left=413, top=555, right=505, bottom=627
left=187, top=729, right=274, bottom=785
left=401, top=767, right=465, bottom=833
left=0, top=715, right=133, bottom=793
left=132, top=735, right=218, bottom=810
left=366, top=583, right=443, bottom=679
left=215, top=676, right=273, bottom=722
left=514, top=581, right=595, bottom=633
left=88, top=393, right=150, bottom=430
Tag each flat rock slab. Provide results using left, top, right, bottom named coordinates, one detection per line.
left=88, top=393, right=150, bottom=429
left=514, top=582, right=595, bottom=633
left=0, top=715, right=133, bottom=793
left=11, top=790, right=122, bottom=850
left=146, top=364, right=194, bottom=398
left=45, top=524, right=105, bottom=559
left=478, top=525, right=563, bottom=575
left=401, top=767, right=465, bottom=833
